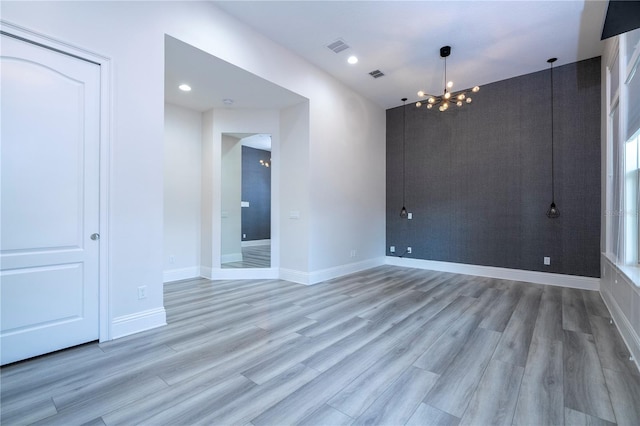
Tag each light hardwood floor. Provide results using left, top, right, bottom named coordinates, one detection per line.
left=2, top=265, right=640, bottom=425
left=222, top=245, right=271, bottom=269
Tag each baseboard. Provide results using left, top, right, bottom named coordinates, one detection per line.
left=601, top=288, right=640, bottom=373
left=385, top=256, right=600, bottom=290
left=111, top=307, right=166, bottom=339
left=279, top=268, right=311, bottom=285
left=210, top=267, right=279, bottom=280
left=221, top=253, right=243, bottom=263
left=280, top=257, right=386, bottom=285
left=242, top=239, right=271, bottom=247
left=200, top=266, right=212, bottom=279
left=163, top=266, right=200, bottom=283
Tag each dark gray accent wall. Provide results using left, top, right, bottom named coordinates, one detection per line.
left=386, top=57, right=601, bottom=278
left=242, top=146, right=271, bottom=241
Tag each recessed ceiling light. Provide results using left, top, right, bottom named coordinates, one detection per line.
left=178, top=84, right=191, bottom=92
left=348, top=56, right=358, bottom=65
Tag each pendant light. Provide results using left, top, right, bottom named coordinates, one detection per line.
left=546, top=57, right=560, bottom=219
left=400, top=98, right=408, bottom=218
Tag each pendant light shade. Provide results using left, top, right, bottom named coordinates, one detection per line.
left=400, top=98, right=408, bottom=218
left=546, top=58, right=560, bottom=219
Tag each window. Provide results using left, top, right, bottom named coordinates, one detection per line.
left=607, top=27, right=640, bottom=273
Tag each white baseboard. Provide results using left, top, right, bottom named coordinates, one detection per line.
left=221, top=253, right=243, bottom=263
left=163, top=266, right=200, bottom=283
left=280, top=257, right=386, bottom=285
left=601, top=288, right=640, bottom=373
left=242, top=239, right=271, bottom=247
left=279, top=268, right=312, bottom=285
left=111, top=307, right=166, bottom=339
left=210, top=267, right=279, bottom=280
left=200, top=266, right=212, bottom=279
left=385, top=256, right=600, bottom=290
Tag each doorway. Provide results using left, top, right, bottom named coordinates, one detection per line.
left=221, top=133, right=272, bottom=269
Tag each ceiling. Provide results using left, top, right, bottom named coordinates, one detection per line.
left=166, top=1, right=609, bottom=112
left=165, top=35, right=306, bottom=112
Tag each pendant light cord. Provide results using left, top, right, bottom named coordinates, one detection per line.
left=402, top=98, right=407, bottom=207
left=550, top=61, right=555, bottom=203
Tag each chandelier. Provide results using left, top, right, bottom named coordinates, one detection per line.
left=416, top=46, right=479, bottom=112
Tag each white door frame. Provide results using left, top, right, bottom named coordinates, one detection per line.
left=1, top=20, right=113, bottom=342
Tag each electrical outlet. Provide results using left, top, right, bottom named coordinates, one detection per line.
left=243, top=233, right=246, bottom=239
left=407, top=247, right=412, bottom=254
left=138, top=285, right=147, bottom=299
left=544, top=256, right=550, bottom=265
left=350, top=249, right=357, bottom=258
left=390, top=246, right=395, bottom=253
left=408, top=212, right=413, bottom=219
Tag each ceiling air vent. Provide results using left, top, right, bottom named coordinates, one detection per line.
left=327, top=39, right=350, bottom=54
left=369, top=70, right=385, bottom=79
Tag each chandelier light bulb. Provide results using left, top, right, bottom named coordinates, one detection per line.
left=447, top=81, right=453, bottom=88
left=444, top=92, right=451, bottom=100
left=472, top=86, right=480, bottom=93
left=428, top=97, right=436, bottom=104
left=416, top=101, right=422, bottom=107
left=457, top=101, right=463, bottom=107
left=427, top=104, right=433, bottom=109
left=466, top=97, right=472, bottom=103
left=418, top=90, right=425, bottom=97
left=458, top=94, right=465, bottom=100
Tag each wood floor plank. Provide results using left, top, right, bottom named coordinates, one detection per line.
left=33, top=374, right=168, bottom=425
left=0, top=396, right=58, bottom=425
left=384, top=295, right=476, bottom=342
left=479, top=284, right=523, bottom=332
left=139, top=374, right=255, bottom=425
left=242, top=316, right=368, bottom=384
left=352, top=366, right=438, bottom=426
left=302, top=321, right=389, bottom=372
left=563, top=330, right=616, bottom=422
left=195, top=363, right=320, bottom=425
left=423, top=327, right=502, bottom=418
left=562, top=287, right=592, bottom=334
left=406, top=403, right=461, bottom=426
left=512, top=336, right=564, bottom=426
left=603, top=367, right=640, bottom=425
left=414, top=312, right=481, bottom=374
left=459, top=359, right=524, bottom=426
left=251, top=334, right=398, bottom=425
left=297, top=404, right=353, bottom=426
left=532, top=284, right=564, bottom=342
left=327, top=319, right=447, bottom=418
left=589, top=314, right=639, bottom=376
left=564, top=407, right=617, bottom=426
left=583, top=290, right=611, bottom=318
left=492, top=286, right=542, bottom=367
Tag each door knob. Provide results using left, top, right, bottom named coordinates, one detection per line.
left=90, top=233, right=100, bottom=241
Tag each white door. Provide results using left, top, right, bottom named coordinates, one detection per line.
left=0, top=33, right=101, bottom=365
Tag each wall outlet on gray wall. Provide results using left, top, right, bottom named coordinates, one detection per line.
left=544, top=257, right=551, bottom=265
left=390, top=246, right=395, bottom=253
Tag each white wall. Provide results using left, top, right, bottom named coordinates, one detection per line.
left=163, top=103, right=201, bottom=282
left=1, top=0, right=386, bottom=338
